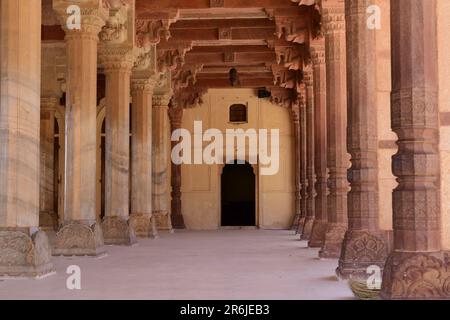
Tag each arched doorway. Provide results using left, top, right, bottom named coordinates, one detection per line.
left=221, top=161, right=256, bottom=226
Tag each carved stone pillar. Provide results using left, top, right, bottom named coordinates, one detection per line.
left=0, top=0, right=54, bottom=277
left=168, top=106, right=186, bottom=229
left=336, top=0, right=389, bottom=280
left=39, top=97, right=59, bottom=231
left=301, top=66, right=316, bottom=240
left=309, top=39, right=329, bottom=248
left=152, top=93, right=173, bottom=233
left=130, top=77, right=158, bottom=238
left=99, top=50, right=136, bottom=246
left=319, top=0, right=350, bottom=259
left=381, top=0, right=448, bottom=299
left=291, top=105, right=302, bottom=231
left=52, top=0, right=108, bottom=256
left=297, top=84, right=308, bottom=234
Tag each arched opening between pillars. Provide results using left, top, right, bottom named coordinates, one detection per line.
left=221, top=161, right=256, bottom=227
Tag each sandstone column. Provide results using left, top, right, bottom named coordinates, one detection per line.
left=39, top=97, right=60, bottom=231
left=0, top=0, right=54, bottom=277
left=319, top=0, right=350, bottom=258
left=297, top=84, right=308, bottom=234
left=337, top=0, right=388, bottom=279
left=152, top=93, right=173, bottom=233
left=309, top=39, right=329, bottom=248
left=301, top=66, right=316, bottom=240
left=129, top=76, right=158, bottom=238
left=168, top=106, right=186, bottom=229
left=337, top=0, right=388, bottom=278
left=291, top=105, right=302, bottom=231
left=53, top=0, right=108, bottom=256
left=99, top=50, right=136, bottom=245
left=381, top=0, right=447, bottom=299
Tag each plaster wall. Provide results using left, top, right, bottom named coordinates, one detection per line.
left=180, top=88, right=294, bottom=230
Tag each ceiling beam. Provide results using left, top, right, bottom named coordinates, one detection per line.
left=136, top=0, right=301, bottom=12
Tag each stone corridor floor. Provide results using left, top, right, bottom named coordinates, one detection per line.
left=0, top=230, right=354, bottom=300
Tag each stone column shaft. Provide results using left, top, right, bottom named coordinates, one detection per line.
left=301, top=67, right=317, bottom=240
left=381, top=0, right=447, bottom=299
left=297, top=85, right=308, bottom=234
left=52, top=1, right=107, bottom=256
left=337, top=0, right=388, bottom=280
left=100, top=53, right=136, bottom=245
left=152, top=94, right=173, bottom=232
left=309, top=40, right=329, bottom=248
left=130, top=78, right=158, bottom=238
left=291, top=106, right=302, bottom=231
left=320, top=1, right=350, bottom=259
left=168, top=106, right=186, bottom=229
left=0, top=0, right=54, bottom=277
left=39, top=97, right=59, bottom=231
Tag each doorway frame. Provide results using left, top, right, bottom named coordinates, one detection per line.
left=217, top=160, right=260, bottom=228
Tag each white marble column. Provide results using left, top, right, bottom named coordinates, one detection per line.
left=53, top=0, right=108, bottom=256
left=152, top=94, right=173, bottom=233
left=0, top=0, right=54, bottom=277
left=100, top=50, right=136, bottom=245
left=130, top=76, right=158, bottom=238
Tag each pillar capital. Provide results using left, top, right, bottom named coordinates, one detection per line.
left=53, top=0, right=109, bottom=39
left=131, top=77, right=157, bottom=94
left=321, top=1, right=345, bottom=33
left=152, top=94, right=172, bottom=108
left=303, top=66, right=314, bottom=90
left=310, top=38, right=326, bottom=66
left=41, top=96, right=60, bottom=111
left=99, top=47, right=135, bottom=73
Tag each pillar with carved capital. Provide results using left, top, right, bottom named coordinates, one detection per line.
left=99, top=49, right=136, bottom=246
left=297, top=84, right=308, bottom=235
left=39, top=97, right=60, bottom=231
left=168, top=106, right=186, bottom=229
left=52, top=0, right=108, bottom=256
left=152, top=93, right=173, bottom=233
left=309, top=39, right=329, bottom=248
left=0, top=0, right=54, bottom=277
left=319, top=0, right=350, bottom=259
left=301, top=66, right=316, bottom=240
left=336, top=0, right=389, bottom=280
left=381, top=0, right=448, bottom=299
left=291, top=105, right=302, bottom=231
left=130, top=76, right=158, bottom=238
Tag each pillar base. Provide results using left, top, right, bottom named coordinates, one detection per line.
left=39, top=210, right=58, bottom=231
left=153, top=210, right=174, bottom=233
left=101, top=216, right=137, bottom=246
left=0, top=228, right=55, bottom=278
left=297, top=217, right=306, bottom=235
left=308, top=220, right=328, bottom=248
left=300, top=218, right=314, bottom=241
left=336, top=230, right=389, bottom=280
left=171, top=214, right=186, bottom=229
left=319, top=223, right=347, bottom=259
left=380, top=251, right=450, bottom=300
left=291, top=214, right=301, bottom=231
left=53, top=221, right=106, bottom=256
left=130, top=213, right=158, bottom=238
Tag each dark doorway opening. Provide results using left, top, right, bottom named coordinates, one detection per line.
left=221, top=161, right=256, bottom=226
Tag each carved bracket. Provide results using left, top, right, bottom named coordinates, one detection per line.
left=172, top=64, right=204, bottom=91
left=271, top=65, right=302, bottom=89
left=157, top=42, right=194, bottom=72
